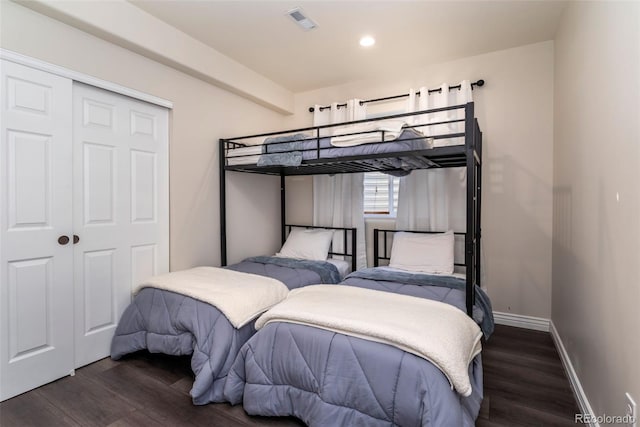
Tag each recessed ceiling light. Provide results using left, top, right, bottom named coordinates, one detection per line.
left=359, top=36, right=375, bottom=47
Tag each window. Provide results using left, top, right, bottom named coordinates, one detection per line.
left=363, top=172, right=399, bottom=216
left=362, top=109, right=403, bottom=217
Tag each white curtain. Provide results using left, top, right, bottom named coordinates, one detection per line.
left=313, top=100, right=367, bottom=269
left=396, top=81, right=473, bottom=232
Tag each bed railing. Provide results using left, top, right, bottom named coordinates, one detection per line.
left=220, top=102, right=478, bottom=176
left=223, top=104, right=468, bottom=144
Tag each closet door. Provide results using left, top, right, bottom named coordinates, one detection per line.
left=73, top=83, right=169, bottom=368
left=0, top=60, right=74, bottom=401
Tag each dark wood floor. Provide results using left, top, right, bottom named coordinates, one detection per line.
left=0, top=325, right=579, bottom=427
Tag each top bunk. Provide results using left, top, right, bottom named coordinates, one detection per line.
left=220, top=102, right=482, bottom=176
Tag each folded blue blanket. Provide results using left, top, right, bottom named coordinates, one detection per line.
left=256, top=152, right=302, bottom=167
left=263, top=133, right=309, bottom=154
left=245, top=256, right=341, bottom=284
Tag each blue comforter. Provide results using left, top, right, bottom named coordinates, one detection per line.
left=224, top=268, right=492, bottom=426
left=110, top=257, right=340, bottom=405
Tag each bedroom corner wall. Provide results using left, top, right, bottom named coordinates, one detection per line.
left=553, top=0, right=640, bottom=418
left=284, top=41, right=555, bottom=319
left=0, top=1, right=285, bottom=270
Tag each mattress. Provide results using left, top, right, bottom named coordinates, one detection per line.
left=225, top=128, right=434, bottom=166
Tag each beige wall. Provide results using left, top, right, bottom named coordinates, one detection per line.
left=284, top=41, right=555, bottom=318
left=553, top=0, right=640, bottom=417
left=0, top=1, right=284, bottom=270
left=13, top=0, right=294, bottom=113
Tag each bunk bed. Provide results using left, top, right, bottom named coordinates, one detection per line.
left=220, top=102, right=482, bottom=317
left=111, top=225, right=356, bottom=405
left=219, top=101, right=489, bottom=426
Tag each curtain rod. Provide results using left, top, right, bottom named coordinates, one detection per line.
left=308, top=79, right=485, bottom=113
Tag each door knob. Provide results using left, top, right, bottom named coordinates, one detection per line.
left=73, top=235, right=80, bottom=244
left=57, top=235, right=70, bottom=245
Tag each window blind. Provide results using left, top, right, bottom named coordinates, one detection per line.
left=364, top=172, right=399, bottom=215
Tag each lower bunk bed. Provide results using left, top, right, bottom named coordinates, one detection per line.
left=110, top=225, right=355, bottom=405
left=223, top=230, right=493, bottom=427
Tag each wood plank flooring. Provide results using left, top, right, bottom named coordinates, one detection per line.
left=0, top=325, right=579, bottom=426
left=478, top=326, right=579, bottom=426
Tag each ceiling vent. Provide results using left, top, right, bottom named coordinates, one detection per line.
left=286, top=7, right=318, bottom=31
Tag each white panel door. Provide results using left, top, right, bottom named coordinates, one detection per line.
left=73, top=83, right=168, bottom=368
left=0, top=60, right=74, bottom=401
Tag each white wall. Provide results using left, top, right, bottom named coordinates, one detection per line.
left=553, top=0, right=640, bottom=418
left=284, top=41, right=555, bottom=318
left=0, top=1, right=284, bottom=270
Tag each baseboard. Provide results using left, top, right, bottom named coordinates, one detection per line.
left=493, top=311, right=550, bottom=331
left=549, top=322, right=599, bottom=427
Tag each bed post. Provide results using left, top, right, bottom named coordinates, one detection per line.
left=219, top=139, right=227, bottom=266
left=464, top=103, right=476, bottom=317
left=373, top=229, right=380, bottom=267
left=351, top=228, right=357, bottom=272
left=476, top=127, right=483, bottom=289
left=281, top=174, right=286, bottom=245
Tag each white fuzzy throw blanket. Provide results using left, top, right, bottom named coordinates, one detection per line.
left=256, top=285, right=483, bottom=396
left=135, top=267, right=288, bottom=328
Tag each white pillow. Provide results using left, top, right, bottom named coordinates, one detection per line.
left=389, top=231, right=455, bottom=274
left=276, top=228, right=334, bottom=261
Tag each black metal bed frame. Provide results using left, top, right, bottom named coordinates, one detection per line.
left=219, top=102, right=482, bottom=316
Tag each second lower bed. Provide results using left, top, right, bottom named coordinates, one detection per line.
left=110, top=256, right=346, bottom=405
left=223, top=267, right=493, bottom=427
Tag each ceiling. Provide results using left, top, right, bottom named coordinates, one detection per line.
left=129, top=0, right=567, bottom=93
